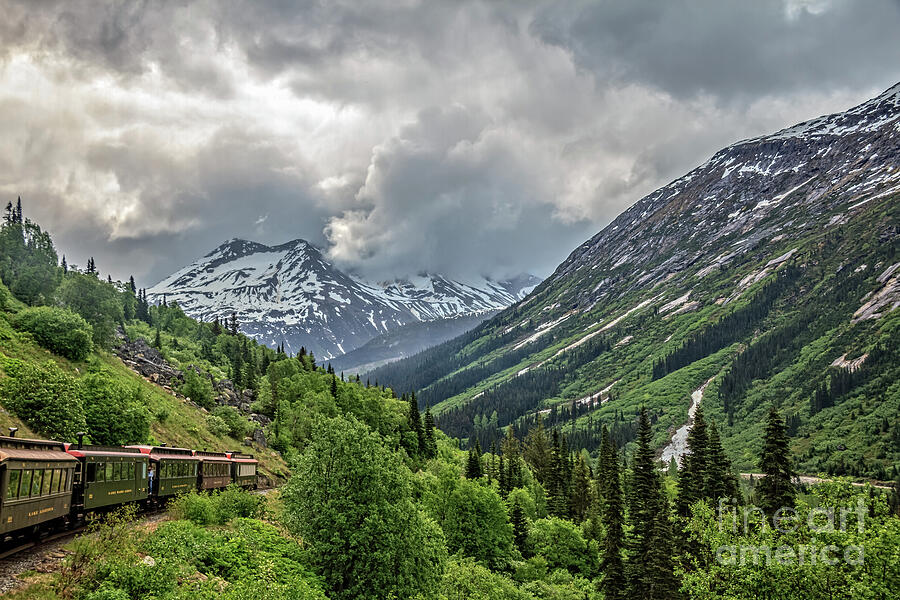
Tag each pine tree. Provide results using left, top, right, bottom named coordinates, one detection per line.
left=626, top=407, right=676, bottom=598
left=330, top=374, right=338, bottom=398
left=570, top=453, right=593, bottom=522
left=757, top=406, right=795, bottom=516
left=524, top=418, right=552, bottom=485
left=598, top=425, right=627, bottom=600
left=466, top=440, right=483, bottom=479
left=547, top=429, right=570, bottom=518
left=408, top=393, right=425, bottom=455
left=423, top=408, right=437, bottom=459
left=15, top=197, right=22, bottom=224
left=501, top=428, right=523, bottom=490
left=87, top=257, right=96, bottom=274
left=128, top=275, right=136, bottom=293
left=4, top=201, right=11, bottom=225
left=645, top=494, right=680, bottom=599
left=229, top=311, right=239, bottom=335
left=510, top=498, right=529, bottom=556
left=705, top=420, right=739, bottom=503
left=153, top=326, right=162, bottom=349
left=61, top=255, right=68, bottom=274
left=676, top=405, right=710, bottom=517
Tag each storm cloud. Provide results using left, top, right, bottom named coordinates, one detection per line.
left=0, top=0, right=898, bottom=284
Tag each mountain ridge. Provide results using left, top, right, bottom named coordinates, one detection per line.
left=149, top=237, right=540, bottom=359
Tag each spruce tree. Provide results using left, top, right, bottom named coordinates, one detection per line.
left=153, top=326, right=162, bottom=349
left=524, top=419, right=552, bottom=485
left=626, top=407, right=676, bottom=598
left=676, top=404, right=709, bottom=517
left=598, top=425, right=627, bottom=600
left=466, top=440, right=483, bottom=479
left=61, top=255, right=68, bottom=274
left=757, top=406, right=795, bottom=516
left=128, top=275, right=136, bottom=293
left=570, top=453, right=593, bottom=523
left=229, top=311, right=239, bottom=335
left=423, top=408, right=437, bottom=459
left=408, top=393, right=425, bottom=455
left=645, top=494, right=680, bottom=599
left=510, top=498, right=529, bottom=556
left=501, top=428, right=523, bottom=490
left=705, top=420, right=739, bottom=503
left=330, top=373, right=338, bottom=398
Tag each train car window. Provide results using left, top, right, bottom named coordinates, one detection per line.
left=20, top=470, right=32, bottom=497
left=7, top=469, right=20, bottom=499
left=127, top=462, right=135, bottom=480
left=31, top=470, right=43, bottom=497
left=63, top=469, right=71, bottom=491
left=52, top=469, right=60, bottom=493
left=142, top=462, right=147, bottom=480
left=41, top=469, right=52, bottom=496
left=105, top=462, right=114, bottom=482
left=86, top=463, right=96, bottom=483
left=97, top=462, right=106, bottom=482
left=112, top=462, right=121, bottom=482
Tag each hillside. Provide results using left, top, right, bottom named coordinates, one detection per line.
left=148, top=238, right=539, bottom=359
left=371, top=83, right=900, bottom=479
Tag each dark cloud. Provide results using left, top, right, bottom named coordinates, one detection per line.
left=0, top=0, right=898, bottom=286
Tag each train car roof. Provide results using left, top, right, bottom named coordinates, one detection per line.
left=228, top=452, right=258, bottom=464
left=0, top=435, right=75, bottom=462
left=125, top=445, right=196, bottom=457
left=65, top=444, right=148, bottom=459
left=194, top=450, right=231, bottom=462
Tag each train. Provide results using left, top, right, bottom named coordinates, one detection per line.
left=0, top=429, right=258, bottom=540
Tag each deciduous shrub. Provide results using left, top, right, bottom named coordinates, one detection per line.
left=80, top=372, right=151, bottom=446
left=13, top=305, right=93, bottom=360
left=181, top=367, right=215, bottom=409
left=0, top=358, right=85, bottom=440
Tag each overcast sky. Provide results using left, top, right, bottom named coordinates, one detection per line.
left=1, top=0, right=899, bottom=285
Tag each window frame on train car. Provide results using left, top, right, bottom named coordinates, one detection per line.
left=41, top=469, right=53, bottom=495
left=105, top=462, right=114, bottom=482
left=30, top=469, right=42, bottom=497
left=19, top=469, right=32, bottom=498
left=6, top=469, right=20, bottom=499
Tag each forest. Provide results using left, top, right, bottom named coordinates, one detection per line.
left=2, top=200, right=899, bottom=599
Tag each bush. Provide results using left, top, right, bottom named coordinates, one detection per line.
left=13, top=305, right=93, bottom=360
left=212, top=405, right=252, bottom=439
left=525, top=517, right=597, bottom=577
left=170, top=487, right=263, bottom=526
left=58, top=273, right=124, bottom=348
left=80, top=372, right=151, bottom=446
left=182, top=367, right=215, bottom=409
left=0, top=358, right=85, bottom=440
left=206, top=414, right=230, bottom=438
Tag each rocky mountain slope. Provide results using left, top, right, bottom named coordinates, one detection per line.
left=371, top=83, right=900, bottom=479
left=149, top=238, right=539, bottom=359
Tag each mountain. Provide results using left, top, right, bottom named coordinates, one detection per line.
left=148, top=238, right=539, bottom=360
left=370, top=83, right=900, bottom=479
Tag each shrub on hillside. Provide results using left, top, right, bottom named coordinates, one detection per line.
left=13, top=305, right=93, bottom=360
left=205, top=414, right=230, bottom=438
left=170, top=487, right=263, bottom=526
left=0, top=358, right=85, bottom=440
left=211, top=405, right=252, bottom=439
left=181, top=367, right=215, bottom=409
left=79, top=372, right=151, bottom=446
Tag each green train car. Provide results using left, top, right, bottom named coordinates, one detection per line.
left=0, top=434, right=76, bottom=536
left=196, top=451, right=232, bottom=491
left=229, top=452, right=258, bottom=489
left=67, top=445, right=149, bottom=511
left=128, top=446, right=198, bottom=498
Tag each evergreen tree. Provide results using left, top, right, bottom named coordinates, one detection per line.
left=423, top=408, right=437, bottom=459
left=15, top=197, right=22, bottom=224
left=466, top=440, right=483, bottom=479
left=547, top=429, right=570, bottom=518
left=626, top=407, right=676, bottom=598
left=598, top=425, right=626, bottom=600
left=229, top=311, right=239, bottom=335
left=570, top=453, right=593, bottom=522
left=3, top=201, right=11, bottom=225
left=524, top=418, right=552, bottom=485
left=757, top=406, right=795, bottom=515
left=330, top=373, right=338, bottom=398
left=705, top=420, right=739, bottom=503
left=645, top=494, right=680, bottom=599
left=61, top=255, right=68, bottom=274
left=676, top=405, right=709, bottom=517
left=153, top=326, right=162, bottom=349
left=501, top=427, right=523, bottom=491
left=128, top=275, right=136, bottom=293
left=86, top=256, right=96, bottom=274
left=408, top=392, right=425, bottom=455
left=510, top=498, right=529, bottom=556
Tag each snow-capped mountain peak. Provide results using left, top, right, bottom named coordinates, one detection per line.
left=148, top=239, right=540, bottom=359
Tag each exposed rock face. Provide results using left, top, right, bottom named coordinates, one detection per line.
left=115, top=333, right=268, bottom=443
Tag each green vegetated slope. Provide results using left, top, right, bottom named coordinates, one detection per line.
left=0, top=209, right=292, bottom=480
left=371, top=86, right=900, bottom=480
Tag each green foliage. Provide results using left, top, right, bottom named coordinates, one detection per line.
left=757, top=406, right=796, bottom=515
left=13, top=306, right=94, bottom=360
left=441, top=556, right=533, bottom=600
left=79, top=371, right=150, bottom=445
left=211, top=405, right=252, bottom=439
left=0, top=217, right=60, bottom=306
left=58, top=273, right=124, bottom=348
left=182, top=367, right=215, bottom=409
left=206, top=414, right=230, bottom=438
left=526, top=517, right=596, bottom=577
left=442, top=478, right=516, bottom=569
left=282, top=415, right=446, bottom=599
left=170, top=487, right=263, bottom=526
left=0, top=357, right=85, bottom=440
